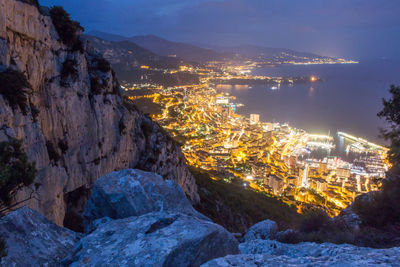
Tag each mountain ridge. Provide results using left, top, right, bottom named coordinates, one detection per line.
left=88, top=30, right=338, bottom=62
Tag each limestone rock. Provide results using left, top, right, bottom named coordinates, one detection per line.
left=203, top=240, right=400, bottom=267
left=242, top=219, right=278, bottom=242
left=84, top=169, right=208, bottom=230
left=201, top=252, right=400, bottom=267
left=64, top=211, right=239, bottom=267
left=0, top=0, right=199, bottom=226
left=0, top=207, right=81, bottom=267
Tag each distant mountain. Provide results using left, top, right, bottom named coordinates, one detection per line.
left=84, top=35, right=181, bottom=69
left=213, top=44, right=333, bottom=61
left=86, top=30, right=128, bottom=42
left=88, top=31, right=336, bottom=63
left=129, top=35, right=231, bottom=63
left=85, top=35, right=199, bottom=85
left=87, top=31, right=232, bottom=63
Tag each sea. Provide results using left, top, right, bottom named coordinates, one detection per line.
left=217, top=59, right=400, bottom=147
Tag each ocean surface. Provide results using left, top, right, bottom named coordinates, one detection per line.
left=217, top=59, right=400, bottom=145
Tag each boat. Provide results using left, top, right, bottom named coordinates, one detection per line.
left=270, top=86, right=278, bottom=90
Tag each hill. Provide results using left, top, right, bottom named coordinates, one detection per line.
left=85, top=35, right=200, bottom=85
left=213, top=44, right=338, bottom=63
left=89, top=31, right=339, bottom=64
left=84, top=35, right=182, bottom=69
left=129, top=35, right=229, bottom=62
left=88, top=31, right=233, bottom=63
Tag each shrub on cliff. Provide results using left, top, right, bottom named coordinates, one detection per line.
left=50, top=6, right=83, bottom=51
left=0, top=139, right=36, bottom=205
left=90, top=78, right=103, bottom=95
left=352, top=172, right=400, bottom=228
left=0, top=237, right=5, bottom=258
left=93, top=58, right=111, bottom=73
left=299, top=209, right=330, bottom=233
left=17, top=0, right=39, bottom=8
left=0, top=69, right=31, bottom=115
left=378, top=85, right=400, bottom=163
left=0, top=237, right=6, bottom=258
left=61, top=59, right=78, bottom=79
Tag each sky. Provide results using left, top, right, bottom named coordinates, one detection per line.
left=39, top=0, right=400, bottom=60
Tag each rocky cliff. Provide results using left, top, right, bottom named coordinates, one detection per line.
left=0, top=0, right=198, bottom=227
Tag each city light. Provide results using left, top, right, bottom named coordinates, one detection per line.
left=127, top=58, right=387, bottom=217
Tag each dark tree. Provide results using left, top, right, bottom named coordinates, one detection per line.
left=0, top=237, right=6, bottom=258
left=0, top=69, right=32, bottom=114
left=378, top=85, right=400, bottom=164
left=352, top=85, right=400, bottom=228
left=50, top=6, right=84, bottom=51
left=0, top=139, right=36, bottom=205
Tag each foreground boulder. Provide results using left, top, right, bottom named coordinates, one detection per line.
left=84, top=169, right=208, bottom=230
left=201, top=239, right=400, bottom=266
left=64, top=211, right=239, bottom=266
left=242, top=219, right=278, bottom=242
left=0, top=207, right=81, bottom=266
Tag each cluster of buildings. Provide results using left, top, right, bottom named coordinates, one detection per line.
left=126, top=61, right=388, bottom=216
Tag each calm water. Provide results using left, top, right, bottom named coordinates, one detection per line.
left=218, top=60, right=400, bottom=144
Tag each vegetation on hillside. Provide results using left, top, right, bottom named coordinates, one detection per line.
left=60, top=59, right=78, bottom=86
left=92, top=58, right=111, bottom=73
left=0, top=139, right=36, bottom=205
left=50, top=6, right=83, bottom=51
left=130, top=97, right=163, bottom=117
left=191, top=167, right=302, bottom=233
left=17, top=0, right=39, bottom=8
left=0, top=237, right=6, bottom=259
left=0, top=69, right=32, bottom=114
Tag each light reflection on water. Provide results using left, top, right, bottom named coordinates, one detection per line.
left=216, top=60, right=400, bottom=145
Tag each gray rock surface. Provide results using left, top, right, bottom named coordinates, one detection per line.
left=242, top=219, right=278, bottom=242
left=0, top=207, right=81, bottom=267
left=201, top=252, right=400, bottom=267
left=64, top=211, right=239, bottom=267
left=0, top=0, right=198, bottom=226
left=202, top=239, right=400, bottom=267
left=84, top=169, right=208, bottom=230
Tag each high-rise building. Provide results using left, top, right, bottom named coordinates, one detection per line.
left=250, top=114, right=260, bottom=124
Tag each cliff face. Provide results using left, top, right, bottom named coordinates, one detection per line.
left=0, top=0, right=198, bottom=226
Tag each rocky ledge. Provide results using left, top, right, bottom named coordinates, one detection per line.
left=202, top=219, right=400, bottom=267
left=1, top=169, right=400, bottom=266
left=0, top=169, right=238, bottom=267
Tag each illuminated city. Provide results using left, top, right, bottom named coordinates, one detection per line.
left=2, top=0, right=400, bottom=264
left=124, top=62, right=389, bottom=216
